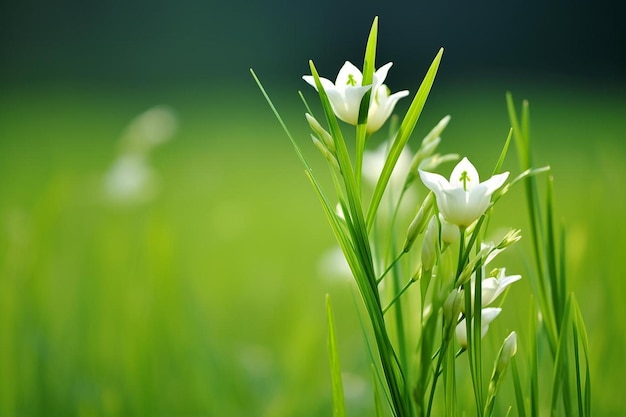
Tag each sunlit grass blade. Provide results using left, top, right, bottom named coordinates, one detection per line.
left=492, top=128, right=513, bottom=176
left=355, top=17, right=378, bottom=188
left=529, top=297, right=539, bottom=417
left=551, top=296, right=574, bottom=417
left=251, top=69, right=312, bottom=171
left=507, top=93, right=557, bottom=354
left=545, top=175, right=562, bottom=328
left=572, top=294, right=591, bottom=416
left=366, top=48, right=444, bottom=230
left=353, top=293, right=394, bottom=413
left=326, top=295, right=346, bottom=417
left=510, top=355, right=527, bottom=417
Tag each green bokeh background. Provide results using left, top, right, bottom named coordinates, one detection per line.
left=1, top=1, right=625, bottom=415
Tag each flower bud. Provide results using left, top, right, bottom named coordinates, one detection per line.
left=484, top=331, right=518, bottom=416
left=443, top=288, right=464, bottom=325
left=311, top=135, right=340, bottom=172
left=403, top=193, right=434, bottom=252
left=305, top=113, right=335, bottom=153
left=497, top=331, right=518, bottom=371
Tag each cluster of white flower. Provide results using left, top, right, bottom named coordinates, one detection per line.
left=305, top=61, right=520, bottom=352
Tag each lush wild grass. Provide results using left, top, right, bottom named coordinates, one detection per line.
left=0, top=79, right=624, bottom=415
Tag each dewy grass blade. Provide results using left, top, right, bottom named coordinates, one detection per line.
left=326, top=295, right=346, bottom=417
left=366, top=48, right=444, bottom=230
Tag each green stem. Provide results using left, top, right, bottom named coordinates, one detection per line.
left=383, top=277, right=416, bottom=315
left=377, top=251, right=406, bottom=284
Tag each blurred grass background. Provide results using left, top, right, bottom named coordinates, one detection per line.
left=1, top=1, right=625, bottom=415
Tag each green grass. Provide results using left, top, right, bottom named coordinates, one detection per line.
left=0, top=81, right=624, bottom=416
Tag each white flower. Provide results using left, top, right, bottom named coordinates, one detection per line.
left=366, top=84, right=410, bottom=134
left=103, top=154, right=157, bottom=204
left=419, top=157, right=509, bottom=227
left=303, top=61, right=407, bottom=133
left=455, top=307, right=501, bottom=349
left=479, top=268, right=521, bottom=307
left=121, top=105, right=177, bottom=154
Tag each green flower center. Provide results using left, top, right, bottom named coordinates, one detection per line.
left=346, top=74, right=357, bottom=86
left=460, top=170, right=470, bottom=191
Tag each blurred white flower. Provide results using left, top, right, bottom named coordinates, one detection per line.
left=103, top=154, right=157, bottom=204
left=362, top=140, right=413, bottom=194
left=303, top=61, right=407, bottom=133
left=102, top=105, right=177, bottom=205
left=120, top=105, right=177, bottom=154
left=362, top=140, right=415, bottom=220
left=419, top=157, right=509, bottom=227
left=455, top=307, right=502, bottom=349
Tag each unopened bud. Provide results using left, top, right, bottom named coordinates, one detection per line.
left=421, top=215, right=439, bottom=271
left=497, top=229, right=522, bottom=249
left=311, top=135, right=340, bottom=172
left=418, top=153, right=460, bottom=172
left=484, top=330, right=518, bottom=416
left=422, top=115, right=451, bottom=148
left=497, top=331, right=518, bottom=371
left=443, top=288, right=464, bottom=325
left=305, top=113, right=335, bottom=153
left=403, top=193, right=434, bottom=251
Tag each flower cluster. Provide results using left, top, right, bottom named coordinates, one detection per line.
left=305, top=60, right=521, bottom=351
left=303, top=61, right=409, bottom=134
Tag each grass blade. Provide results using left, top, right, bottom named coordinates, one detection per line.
left=326, top=295, right=346, bottom=417
left=366, top=48, right=443, bottom=230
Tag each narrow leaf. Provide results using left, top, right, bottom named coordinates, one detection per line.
left=326, top=295, right=346, bottom=417
left=366, top=48, right=444, bottom=229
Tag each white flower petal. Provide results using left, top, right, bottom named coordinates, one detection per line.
left=480, top=171, right=510, bottom=195
left=367, top=86, right=410, bottom=133
left=373, top=62, right=393, bottom=88
left=336, top=61, right=363, bottom=87
left=450, top=157, right=480, bottom=189
left=455, top=308, right=501, bottom=348
left=302, top=75, right=335, bottom=92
